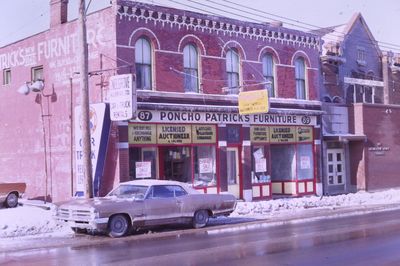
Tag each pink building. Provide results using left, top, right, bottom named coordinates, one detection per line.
left=0, top=1, right=322, bottom=202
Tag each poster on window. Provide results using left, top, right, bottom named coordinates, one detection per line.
left=136, top=161, right=152, bottom=178
left=253, top=148, right=264, bottom=160
left=300, top=156, right=311, bottom=169
left=255, top=158, right=267, bottom=173
left=199, top=158, right=213, bottom=174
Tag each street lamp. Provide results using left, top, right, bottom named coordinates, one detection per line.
left=18, top=80, right=57, bottom=203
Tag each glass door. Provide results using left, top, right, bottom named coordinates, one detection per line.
left=327, top=148, right=345, bottom=185
left=227, top=147, right=240, bottom=198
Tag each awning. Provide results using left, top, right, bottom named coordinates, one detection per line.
left=323, top=133, right=366, bottom=142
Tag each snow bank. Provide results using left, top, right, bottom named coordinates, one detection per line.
left=1, top=188, right=400, bottom=239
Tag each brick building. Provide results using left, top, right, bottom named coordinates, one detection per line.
left=0, top=1, right=322, bottom=202
left=317, top=13, right=400, bottom=194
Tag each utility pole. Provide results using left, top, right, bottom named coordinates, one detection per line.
left=78, top=0, right=93, bottom=198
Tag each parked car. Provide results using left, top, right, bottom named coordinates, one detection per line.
left=54, top=180, right=236, bottom=237
left=0, top=182, right=26, bottom=208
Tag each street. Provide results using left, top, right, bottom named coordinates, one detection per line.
left=2, top=208, right=400, bottom=266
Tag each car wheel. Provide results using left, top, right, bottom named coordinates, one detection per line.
left=108, top=214, right=130, bottom=238
left=193, top=209, right=209, bottom=229
left=5, top=193, right=18, bottom=208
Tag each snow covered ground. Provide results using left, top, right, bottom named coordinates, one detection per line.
left=1, top=188, right=400, bottom=240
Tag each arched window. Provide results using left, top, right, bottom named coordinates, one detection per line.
left=262, top=53, right=275, bottom=97
left=295, top=57, right=306, bottom=99
left=183, top=44, right=199, bottom=92
left=226, top=48, right=240, bottom=94
left=135, top=37, right=152, bottom=90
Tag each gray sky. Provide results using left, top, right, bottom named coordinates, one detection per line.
left=1, top=0, right=399, bottom=52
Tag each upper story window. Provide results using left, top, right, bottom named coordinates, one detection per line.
left=295, top=57, right=306, bottom=99
left=262, top=53, right=275, bottom=97
left=32, top=66, right=43, bottom=81
left=357, top=46, right=366, bottom=66
left=183, top=44, right=199, bottom=93
left=226, top=48, right=240, bottom=94
left=3, top=68, right=11, bottom=85
left=135, top=37, right=152, bottom=90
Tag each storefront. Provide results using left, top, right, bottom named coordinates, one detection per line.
left=126, top=107, right=319, bottom=200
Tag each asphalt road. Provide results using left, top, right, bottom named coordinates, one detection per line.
left=2, top=209, right=400, bottom=266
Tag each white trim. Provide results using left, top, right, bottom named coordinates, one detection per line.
left=258, top=46, right=281, bottom=64
left=276, top=64, right=295, bottom=68
left=218, top=141, right=227, bottom=147
left=201, top=54, right=224, bottom=60
left=128, top=27, right=161, bottom=49
left=155, top=49, right=183, bottom=55
left=220, top=40, right=247, bottom=60
left=177, top=34, right=207, bottom=55
left=242, top=59, right=262, bottom=64
left=118, top=142, right=129, bottom=149
left=291, top=50, right=312, bottom=67
left=116, top=44, right=135, bottom=49
left=116, top=121, right=128, bottom=126
left=242, top=140, right=251, bottom=146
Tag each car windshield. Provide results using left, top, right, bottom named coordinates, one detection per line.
left=107, top=185, right=148, bottom=199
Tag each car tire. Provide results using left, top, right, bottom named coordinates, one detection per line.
left=193, top=209, right=209, bottom=229
left=108, top=214, right=130, bottom=238
left=5, top=193, right=18, bottom=208
left=71, top=227, right=87, bottom=234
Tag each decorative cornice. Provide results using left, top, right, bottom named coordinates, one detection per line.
left=117, top=4, right=320, bottom=50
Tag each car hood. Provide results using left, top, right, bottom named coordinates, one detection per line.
left=57, top=196, right=138, bottom=210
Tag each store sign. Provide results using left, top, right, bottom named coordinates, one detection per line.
left=238, top=90, right=269, bottom=115
left=250, top=126, right=269, bottom=143
left=270, top=126, right=296, bottom=143
left=129, top=124, right=156, bottom=144
left=74, top=103, right=111, bottom=197
left=344, top=77, right=384, bottom=87
left=109, top=74, right=136, bottom=121
left=134, top=110, right=316, bottom=126
left=157, top=124, right=192, bottom=144
left=199, top=158, right=213, bottom=174
left=296, top=127, right=313, bottom=142
left=192, top=125, right=216, bottom=143
left=135, top=161, right=152, bottom=178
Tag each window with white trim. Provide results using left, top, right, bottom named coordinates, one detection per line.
left=183, top=44, right=199, bottom=93
left=32, top=66, right=43, bottom=81
left=226, top=48, right=240, bottom=94
left=295, top=57, right=306, bottom=99
left=262, top=53, right=275, bottom=97
left=135, top=37, right=152, bottom=90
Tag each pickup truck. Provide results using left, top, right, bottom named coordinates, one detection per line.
left=0, top=182, right=26, bottom=208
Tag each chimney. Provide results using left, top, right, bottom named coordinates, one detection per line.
left=50, top=0, right=68, bottom=28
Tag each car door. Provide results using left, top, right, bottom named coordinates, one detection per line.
left=144, top=185, right=182, bottom=226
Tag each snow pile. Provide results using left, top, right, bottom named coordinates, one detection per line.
left=1, top=188, right=400, bottom=239
left=231, top=189, right=400, bottom=219
left=0, top=205, right=71, bottom=238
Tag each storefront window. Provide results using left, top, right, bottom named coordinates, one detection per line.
left=162, top=147, right=192, bottom=183
left=129, top=147, right=158, bottom=179
left=251, top=146, right=270, bottom=183
left=270, top=145, right=296, bottom=181
left=193, top=146, right=216, bottom=187
left=296, top=144, right=314, bottom=180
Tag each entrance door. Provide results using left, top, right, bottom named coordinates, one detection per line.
left=327, top=149, right=345, bottom=186
left=227, top=147, right=240, bottom=198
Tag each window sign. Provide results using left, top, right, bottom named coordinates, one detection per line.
left=129, top=124, right=156, bottom=144
left=270, top=126, right=296, bottom=143
left=255, top=158, right=267, bottom=173
left=250, top=126, right=269, bottom=143
left=296, top=126, right=313, bottom=142
left=135, top=161, right=152, bottom=178
left=253, top=148, right=264, bottom=160
left=199, top=158, right=213, bottom=174
left=192, top=125, right=216, bottom=143
left=157, top=124, right=191, bottom=144
left=300, top=156, right=311, bottom=169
